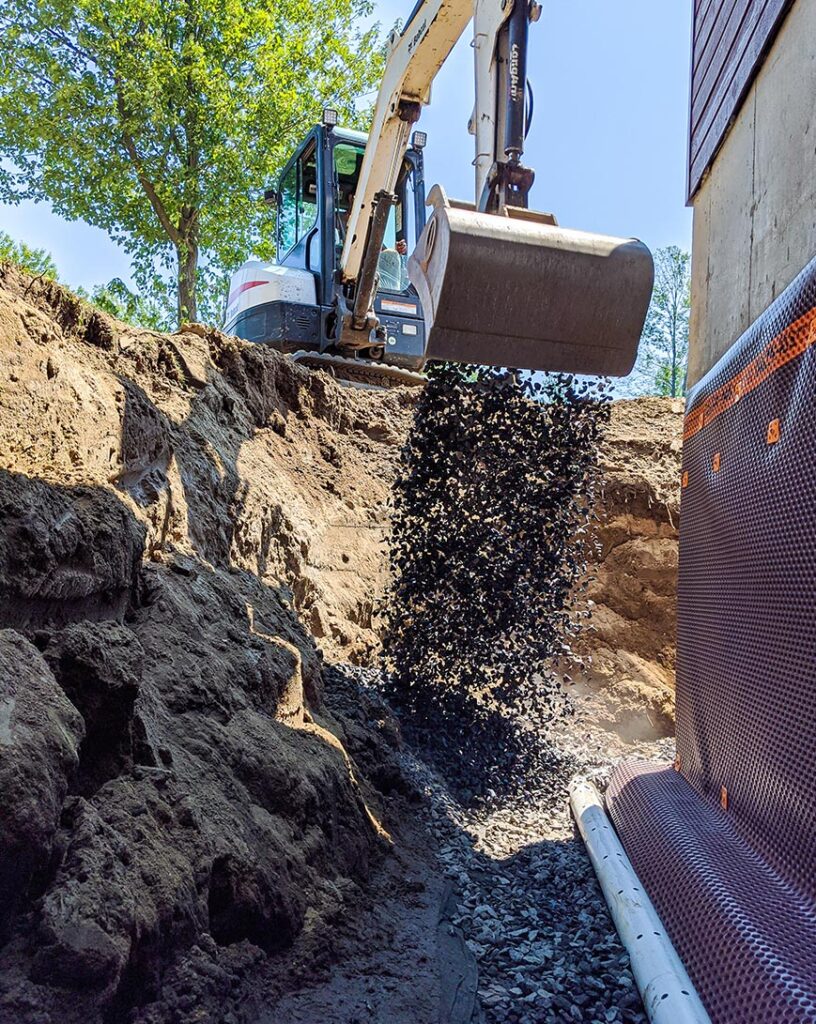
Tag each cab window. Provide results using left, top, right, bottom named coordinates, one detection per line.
left=333, top=140, right=418, bottom=293
left=376, top=165, right=418, bottom=292
left=333, top=142, right=364, bottom=248
left=277, top=143, right=318, bottom=258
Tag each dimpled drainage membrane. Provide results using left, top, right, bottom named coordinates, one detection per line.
left=606, top=255, right=816, bottom=1024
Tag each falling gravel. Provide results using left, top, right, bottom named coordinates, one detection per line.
left=380, top=364, right=612, bottom=801
left=375, top=365, right=655, bottom=1021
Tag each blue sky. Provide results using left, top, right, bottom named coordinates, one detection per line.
left=0, top=0, right=692, bottom=296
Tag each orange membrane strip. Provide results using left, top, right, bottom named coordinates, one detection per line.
left=684, top=306, right=816, bottom=442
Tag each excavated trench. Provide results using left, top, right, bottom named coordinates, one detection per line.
left=0, top=264, right=682, bottom=1024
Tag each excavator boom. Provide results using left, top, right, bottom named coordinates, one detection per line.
left=337, top=0, right=653, bottom=375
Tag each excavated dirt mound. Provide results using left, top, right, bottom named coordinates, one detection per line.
left=0, top=263, right=413, bottom=662
left=0, top=263, right=682, bottom=1022
left=0, top=265, right=412, bottom=1023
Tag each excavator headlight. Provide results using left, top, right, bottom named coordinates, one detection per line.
left=322, top=107, right=339, bottom=128
left=411, top=130, right=427, bottom=150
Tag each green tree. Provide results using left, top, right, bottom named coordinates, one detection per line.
left=82, top=277, right=173, bottom=331
left=0, top=0, right=383, bottom=325
left=0, top=229, right=59, bottom=279
left=628, top=245, right=691, bottom=398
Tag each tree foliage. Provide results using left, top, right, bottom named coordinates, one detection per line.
left=0, top=229, right=59, bottom=279
left=626, top=245, right=691, bottom=398
left=0, top=0, right=384, bottom=324
left=80, top=277, right=173, bottom=331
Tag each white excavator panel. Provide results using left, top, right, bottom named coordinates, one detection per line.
left=224, top=261, right=316, bottom=335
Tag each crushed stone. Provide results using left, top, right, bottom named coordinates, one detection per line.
left=360, top=663, right=672, bottom=1024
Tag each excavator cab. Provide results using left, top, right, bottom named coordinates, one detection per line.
left=226, top=0, right=655, bottom=383
left=224, top=123, right=430, bottom=379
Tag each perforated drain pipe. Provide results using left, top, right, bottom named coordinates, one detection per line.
left=569, top=778, right=712, bottom=1024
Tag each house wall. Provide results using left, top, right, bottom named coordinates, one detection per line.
left=688, top=0, right=793, bottom=201
left=687, top=0, right=816, bottom=387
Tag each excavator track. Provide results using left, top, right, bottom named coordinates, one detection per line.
left=290, top=350, right=427, bottom=390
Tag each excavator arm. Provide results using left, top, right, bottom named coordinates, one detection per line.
left=336, top=0, right=655, bottom=376
left=339, top=0, right=471, bottom=289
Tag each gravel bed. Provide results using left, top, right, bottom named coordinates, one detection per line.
left=399, top=737, right=673, bottom=1024
left=348, top=664, right=675, bottom=1024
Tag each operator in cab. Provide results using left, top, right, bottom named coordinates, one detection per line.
left=337, top=191, right=409, bottom=292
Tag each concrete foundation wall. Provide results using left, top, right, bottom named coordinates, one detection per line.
left=688, top=0, right=816, bottom=387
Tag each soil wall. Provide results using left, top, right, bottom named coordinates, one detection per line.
left=0, top=266, right=409, bottom=1023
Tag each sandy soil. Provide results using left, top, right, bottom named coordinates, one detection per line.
left=0, top=265, right=413, bottom=1023
left=566, top=397, right=683, bottom=745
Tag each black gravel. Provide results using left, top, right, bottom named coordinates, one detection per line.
left=370, top=365, right=648, bottom=1022
left=404, top=753, right=649, bottom=1024
left=380, top=365, right=612, bottom=802
left=346, top=664, right=650, bottom=1024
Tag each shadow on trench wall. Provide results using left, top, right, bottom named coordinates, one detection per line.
left=0, top=462, right=389, bottom=1024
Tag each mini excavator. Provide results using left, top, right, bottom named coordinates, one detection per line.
left=224, top=0, right=654, bottom=385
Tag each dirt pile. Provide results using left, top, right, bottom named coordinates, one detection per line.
left=0, top=263, right=413, bottom=660
left=0, top=264, right=411, bottom=1023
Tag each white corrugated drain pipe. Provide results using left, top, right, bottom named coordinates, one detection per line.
left=569, top=778, right=712, bottom=1024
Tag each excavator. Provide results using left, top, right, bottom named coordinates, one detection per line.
left=224, top=0, right=655, bottom=385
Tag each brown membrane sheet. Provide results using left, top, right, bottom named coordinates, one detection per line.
left=606, top=255, right=816, bottom=1024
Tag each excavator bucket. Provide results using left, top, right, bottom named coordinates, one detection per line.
left=408, top=187, right=654, bottom=377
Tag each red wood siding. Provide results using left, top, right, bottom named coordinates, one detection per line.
left=688, top=0, right=795, bottom=200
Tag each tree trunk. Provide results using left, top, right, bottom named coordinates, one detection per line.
left=670, top=328, right=677, bottom=396
left=177, top=236, right=198, bottom=325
